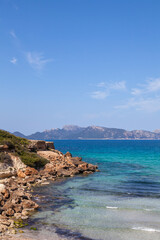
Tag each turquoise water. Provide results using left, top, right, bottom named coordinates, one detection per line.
left=31, top=140, right=160, bottom=240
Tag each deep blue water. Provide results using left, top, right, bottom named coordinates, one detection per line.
left=30, top=140, right=160, bottom=240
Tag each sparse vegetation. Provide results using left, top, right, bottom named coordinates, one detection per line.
left=0, top=130, right=48, bottom=168
left=19, top=151, right=48, bottom=168
left=0, top=152, right=6, bottom=163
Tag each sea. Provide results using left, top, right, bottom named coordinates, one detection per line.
left=23, top=140, right=160, bottom=240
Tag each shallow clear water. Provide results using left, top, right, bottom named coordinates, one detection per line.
left=31, top=140, right=160, bottom=240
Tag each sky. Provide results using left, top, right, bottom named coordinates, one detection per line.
left=1, top=0, right=160, bottom=134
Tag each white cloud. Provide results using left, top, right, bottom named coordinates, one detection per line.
left=26, top=52, right=52, bottom=70
left=131, top=78, right=160, bottom=96
left=109, top=81, right=126, bottom=90
left=146, top=78, right=160, bottom=92
left=131, top=88, right=142, bottom=95
left=91, top=91, right=108, bottom=99
left=10, top=57, right=17, bottom=64
left=10, top=30, right=17, bottom=39
left=97, top=82, right=106, bottom=87
left=91, top=77, right=160, bottom=112
left=116, top=97, right=160, bottom=112
left=9, top=30, right=53, bottom=71
left=115, top=78, right=160, bottom=113
left=91, top=81, right=126, bottom=100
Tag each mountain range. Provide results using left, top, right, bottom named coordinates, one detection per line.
left=13, top=125, right=160, bottom=140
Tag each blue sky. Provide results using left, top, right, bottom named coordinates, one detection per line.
left=1, top=0, right=160, bottom=134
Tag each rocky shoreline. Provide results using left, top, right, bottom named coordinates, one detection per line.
left=0, top=140, right=98, bottom=239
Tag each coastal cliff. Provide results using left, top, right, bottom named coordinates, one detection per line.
left=0, top=130, right=98, bottom=237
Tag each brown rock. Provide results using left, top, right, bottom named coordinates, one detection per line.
left=71, top=157, right=83, bottom=166
left=0, top=200, right=5, bottom=207
left=78, top=163, right=88, bottom=171
left=71, top=169, right=80, bottom=175
left=27, top=177, right=36, bottom=184
left=25, top=167, right=38, bottom=176
left=28, top=140, right=47, bottom=151
left=14, top=213, right=22, bottom=219
left=64, top=152, right=72, bottom=158
left=5, top=208, right=15, bottom=216
left=0, top=217, right=11, bottom=226
left=17, top=169, right=26, bottom=178
left=37, top=150, right=59, bottom=161
left=21, top=209, right=29, bottom=216
left=87, top=163, right=98, bottom=171
left=0, top=144, right=9, bottom=151
left=22, top=200, right=39, bottom=209
left=57, top=169, right=72, bottom=177
left=14, top=205, right=22, bottom=213
left=3, top=189, right=10, bottom=199
left=71, top=157, right=82, bottom=161
left=3, top=201, right=14, bottom=211
left=44, top=163, right=57, bottom=175
left=46, top=141, right=55, bottom=150
left=11, top=196, right=21, bottom=205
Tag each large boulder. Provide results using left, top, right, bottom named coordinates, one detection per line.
left=46, top=141, right=55, bottom=150
left=37, top=150, right=60, bottom=161
left=28, top=140, right=47, bottom=151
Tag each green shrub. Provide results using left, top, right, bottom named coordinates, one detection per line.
left=1, top=140, right=15, bottom=149
left=0, top=152, right=6, bottom=163
left=0, top=130, right=29, bottom=149
left=19, top=151, right=48, bottom=168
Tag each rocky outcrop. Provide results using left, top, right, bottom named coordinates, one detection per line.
left=41, top=150, right=98, bottom=177
left=37, top=150, right=61, bottom=160
left=27, top=140, right=55, bottom=152
left=0, top=153, right=26, bottom=179
left=0, top=140, right=56, bottom=179
left=0, top=139, right=98, bottom=237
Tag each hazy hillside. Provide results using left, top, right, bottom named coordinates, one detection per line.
left=13, top=125, right=160, bottom=140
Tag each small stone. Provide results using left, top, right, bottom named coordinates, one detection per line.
left=64, top=152, right=72, bottom=158
left=0, top=184, right=6, bottom=193
left=41, top=182, right=50, bottom=185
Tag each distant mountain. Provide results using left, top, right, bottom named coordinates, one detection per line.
left=13, top=131, right=27, bottom=138
left=13, top=125, right=160, bottom=140
left=154, top=129, right=160, bottom=133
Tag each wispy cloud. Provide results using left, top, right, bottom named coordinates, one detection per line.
left=10, top=30, right=17, bottom=39
left=91, top=81, right=126, bottom=100
left=116, top=97, right=160, bottom=112
left=10, top=57, right=17, bottom=64
left=131, top=78, right=160, bottom=96
left=26, top=52, right=52, bottom=70
left=109, top=81, right=126, bottom=90
left=9, top=30, right=53, bottom=71
left=116, top=78, right=160, bottom=112
left=131, top=88, right=142, bottom=96
left=146, top=78, right=160, bottom=92
left=91, top=91, right=108, bottom=99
